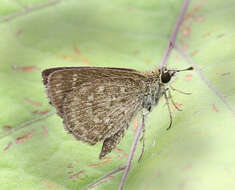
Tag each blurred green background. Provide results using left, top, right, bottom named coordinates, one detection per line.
left=0, top=0, right=234, bottom=189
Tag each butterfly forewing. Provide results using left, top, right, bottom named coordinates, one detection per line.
left=43, top=67, right=148, bottom=155
left=42, top=67, right=145, bottom=117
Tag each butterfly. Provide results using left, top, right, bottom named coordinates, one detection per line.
left=42, top=66, right=193, bottom=159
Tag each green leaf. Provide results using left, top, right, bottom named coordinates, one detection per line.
left=0, top=0, right=234, bottom=190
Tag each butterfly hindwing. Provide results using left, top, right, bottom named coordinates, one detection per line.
left=62, top=76, right=145, bottom=146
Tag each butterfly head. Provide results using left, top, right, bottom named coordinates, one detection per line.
left=160, top=66, right=193, bottom=84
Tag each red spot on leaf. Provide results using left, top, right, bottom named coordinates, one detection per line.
left=41, top=125, right=48, bottom=137
left=17, top=29, right=23, bottom=36
left=69, top=170, right=85, bottom=179
left=212, top=104, right=219, bottom=112
left=12, top=65, right=39, bottom=72
left=132, top=116, right=138, bottom=131
left=32, top=109, right=50, bottom=115
left=3, top=141, right=13, bottom=152
left=184, top=12, right=193, bottom=20
left=24, top=98, right=42, bottom=107
left=81, top=58, right=90, bottom=66
left=195, top=15, right=205, bottom=22
left=192, top=6, right=201, bottom=13
left=181, top=163, right=192, bottom=171
left=184, top=6, right=201, bottom=21
left=190, top=50, right=198, bottom=57
left=182, top=26, right=191, bottom=38
left=182, top=43, right=189, bottom=51
left=114, top=148, right=128, bottom=158
left=217, top=34, right=225, bottom=38
left=88, top=157, right=112, bottom=167
left=2, top=125, right=12, bottom=131
left=175, top=56, right=181, bottom=62
left=178, top=180, right=186, bottom=189
left=202, top=32, right=212, bottom=38
left=73, top=46, right=81, bottom=55
left=16, top=130, right=35, bottom=144
left=132, top=50, right=140, bottom=54
left=156, top=171, right=161, bottom=177
left=117, top=154, right=123, bottom=161
left=185, top=74, right=193, bottom=81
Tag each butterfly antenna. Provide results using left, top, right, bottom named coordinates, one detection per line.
left=171, top=66, right=194, bottom=73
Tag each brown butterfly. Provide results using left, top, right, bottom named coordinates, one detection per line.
left=42, top=66, right=193, bottom=159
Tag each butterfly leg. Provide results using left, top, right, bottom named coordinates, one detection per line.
left=138, top=125, right=145, bottom=162
left=138, top=111, right=149, bottom=162
left=99, top=129, right=125, bottom=159
left=163, top=89, right=173, bottom=130
left=170, top=85, right=191, bottom=95
left=167, top=89, right=182, bottom=111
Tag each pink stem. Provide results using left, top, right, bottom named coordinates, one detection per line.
left=175, top=44, right=235, bottom=115
left=119, top=114, right=146, bottom=190
left=160, top=0, right=190, bottom=68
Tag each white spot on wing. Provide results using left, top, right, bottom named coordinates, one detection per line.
left=104, top=117, right=110, bottom=124
left=120, top=87, right=125, bottom=93
left=98, top=86, right=104, bottom=92
left=88, top=94, right=94, bottom=101
left=94, top=117, right=101, bottom=124
left=55, top=90, right=63, bottom=94
left=73, top=74, right=78, bottom=81
left=98, top=135, right=103, bottom=139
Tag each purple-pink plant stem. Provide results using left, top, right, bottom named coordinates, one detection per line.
left=84, top=166, right=126, bottom=190
left=119, top=113, right=147, bottom=190
left=119, top=1, right=191, bottom=189
left=175, top=44, right=235, bottom=115
left=0, top=0, right=64, bottom=23
left=160, top=0, right=190, bottom=68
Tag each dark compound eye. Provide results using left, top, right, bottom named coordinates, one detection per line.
left=161, top=70, right=172, bottom=83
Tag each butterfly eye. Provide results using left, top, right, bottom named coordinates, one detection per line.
left=161, top=70, right=172, bottom=83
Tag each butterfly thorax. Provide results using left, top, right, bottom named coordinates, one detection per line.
left=142, top=69, right=164, bottom=112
